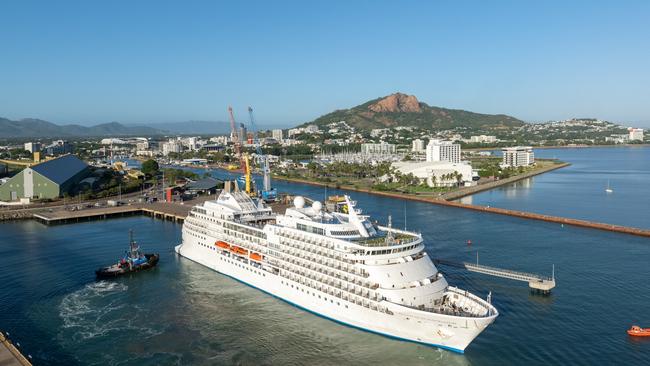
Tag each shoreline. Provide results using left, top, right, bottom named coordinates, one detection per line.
left=270, top=165, right=650, bottom=238
left=271, top=161, right=570, bottom=201
left=465, top=143, right=650, bottom=152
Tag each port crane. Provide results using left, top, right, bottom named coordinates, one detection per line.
left=248, top=106, right=277, bottom=202
left=228, top=106, right=253, bottom=193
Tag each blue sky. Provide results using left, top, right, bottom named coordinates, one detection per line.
left=1, top=0, right=649, bottom=127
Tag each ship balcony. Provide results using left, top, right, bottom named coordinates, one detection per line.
left=281, top=260, right=379, bottom=297
left=283, top=268, right=384, bottom=304
left=290, top=253, right=369, bottom=283
left=280, top=240, right=369, bottom=278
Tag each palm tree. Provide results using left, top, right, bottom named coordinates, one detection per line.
left=455, top=172, right=463, bottom=187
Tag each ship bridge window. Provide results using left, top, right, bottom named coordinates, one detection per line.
left=297, top=223, right=324, bottom=235
left=330, top=230, right=359, bottom=236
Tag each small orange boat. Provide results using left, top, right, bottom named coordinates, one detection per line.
left=627, top=325, right=650, bottom=337
left=231, top=245, right=249, bottom=256
left=250, top=252, right=262, bottom=261
left=215, top=241, right=230, bottom=249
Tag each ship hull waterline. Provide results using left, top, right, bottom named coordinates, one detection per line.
left=175, top=243, right=495, bottom=353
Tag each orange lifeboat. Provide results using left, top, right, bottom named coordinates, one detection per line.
left=215, top=241, right=230, bottom=249
left=627, top=325, right=650, bottom=337
left=250, top=252, right=262, bottom=261
left=231, top=245, right=249, bottom=256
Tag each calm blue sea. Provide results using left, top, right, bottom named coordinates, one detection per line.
left=1, top=148, right=649, bottom=365
left=463, top=146, right=650, bottom=229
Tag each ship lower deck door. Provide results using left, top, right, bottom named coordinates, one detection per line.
left=11, top=191, right=17, bottom=200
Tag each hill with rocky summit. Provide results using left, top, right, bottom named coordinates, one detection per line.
left=306, top=93, right=525, bottom=131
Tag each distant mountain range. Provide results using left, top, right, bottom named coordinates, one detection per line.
left=0, top=118, right=232, bottom=138
left=304, top=93, right=525, bottom=131
left=126, top=121, right=231, bottom=135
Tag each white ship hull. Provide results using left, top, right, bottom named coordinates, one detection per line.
left=175, top=236, right=495, bottom=353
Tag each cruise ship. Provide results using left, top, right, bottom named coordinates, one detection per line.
left=175, top=189, right=498, bottom=353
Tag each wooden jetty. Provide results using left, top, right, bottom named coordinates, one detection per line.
left=0, top=331, right=32, bottom=366
left=435, top=258, right=556, bottom=294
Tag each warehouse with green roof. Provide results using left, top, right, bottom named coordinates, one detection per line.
left=0, top=155, right=89, bottom=201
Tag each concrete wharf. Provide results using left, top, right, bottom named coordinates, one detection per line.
left=0, top=332, right=32, bottom=366
left=435, top=258, right=556, bottom=294
left=33, top=202, right=192, bottom=225
left=31, top=194, right=295, bottom=225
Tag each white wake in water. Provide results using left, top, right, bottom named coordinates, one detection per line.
left=58, top=281, right=158, bottom=343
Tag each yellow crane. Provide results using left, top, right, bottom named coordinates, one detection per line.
left=244, top=154, right=254, bottom=196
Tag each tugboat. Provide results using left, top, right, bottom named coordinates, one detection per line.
left=96, top=230, right=159, bottom=279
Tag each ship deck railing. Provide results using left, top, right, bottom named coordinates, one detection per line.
left=352, top=233, right=420, bottom=247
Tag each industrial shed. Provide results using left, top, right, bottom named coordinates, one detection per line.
left=0, top=155, right=89, bottom=201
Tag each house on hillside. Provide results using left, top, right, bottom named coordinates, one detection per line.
left=0, top=154, right=89, bottom=201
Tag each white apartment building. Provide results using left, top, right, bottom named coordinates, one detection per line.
left=411, top=139, right=425, bottom=153
left=210, top=136, right=229, bottom=145
left=470, top=135, right=497, bottom=143
left=135, top=141, right=150, bottom=151
left=272, top=129, right=284, bottom=142
left=361, top=142, right=396, bottom=155
left=24, top=142, right=41, bottom=153
left=426, top=140, right=461, bottom=163
left=162, top=140, right=183, bottom=156
left=629, top=128, right=644, bottom=141
left=501, top=146, right=535, bottom=167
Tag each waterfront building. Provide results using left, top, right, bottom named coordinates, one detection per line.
left=501, top=146, right=535, bottom=167
left=426, top=140, right=461, bottom=163
left=392, top=161, right=474, bottom=187
left=24, top=142, right=42, bottom=153
left=605, top=135, right=629, bottom=144
left=272, top=129, right=284, bottom=142
left=411, top=139, right=425, bottom=153
left=629, top=128, right=644, bottom=141
left=361, top=142, right=396, bottom=155
left=0, top=154, right=89, bottom=201
left=184, top=177, right=222, bottom=195
left=176, top=192, right=497, bottom=352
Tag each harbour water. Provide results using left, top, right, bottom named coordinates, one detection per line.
left=463, top=146, right=650, bottom=229
left=1, top=148, right=650, bottom=365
